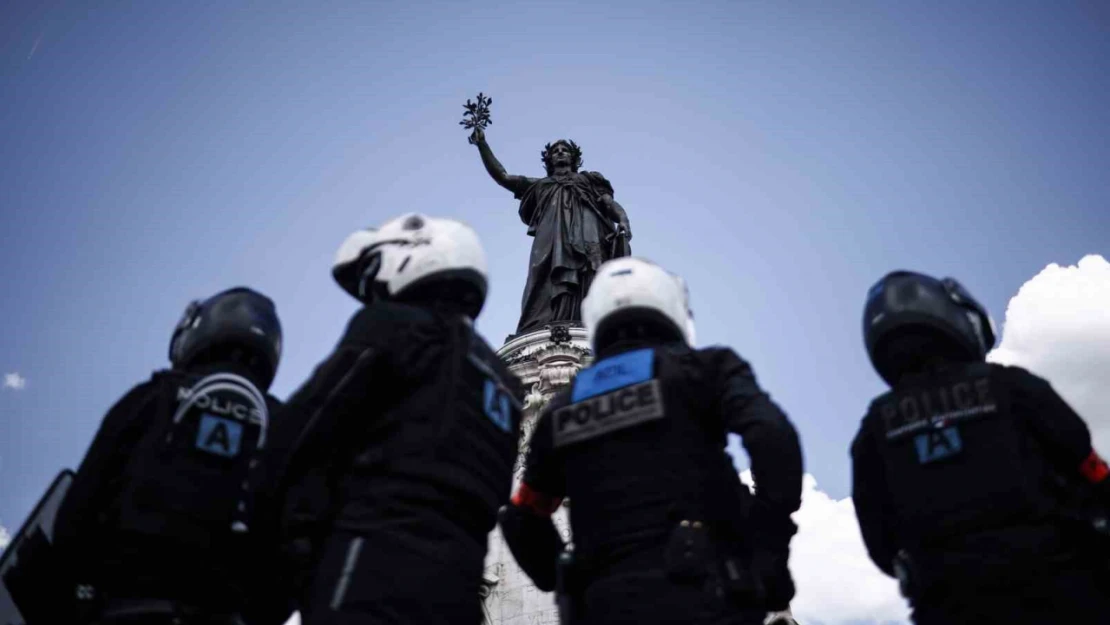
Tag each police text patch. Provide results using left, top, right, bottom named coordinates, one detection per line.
left=196, top=414, right=243, bottom=458
left=880, top=377, right=997, bottom=441
left=554, top=379, right=664, bottom=447
left=572, top=348, right=654, bottom=402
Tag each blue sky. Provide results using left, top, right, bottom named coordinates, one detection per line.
left=1, top=0, right=1107, bottom=543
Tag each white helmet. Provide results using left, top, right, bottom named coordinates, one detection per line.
left=332, top=213, right=489, bottom=317
left=581, top=257, right=696, bottom=350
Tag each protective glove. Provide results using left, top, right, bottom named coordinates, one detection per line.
left=498, top=504, right=564, bottom=592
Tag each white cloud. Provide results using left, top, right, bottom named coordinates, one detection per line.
left=741, top=471, right=910, bottom=625
left=0, top=524, right=10, bottom=551
left=987, top=254, right=1110, bottom=453
left=3, top=372, right=27, bottom=391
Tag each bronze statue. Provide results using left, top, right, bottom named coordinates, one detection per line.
left=462, top=94, right=632, bottom=336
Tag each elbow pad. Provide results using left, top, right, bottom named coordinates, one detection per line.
left=1080, top=449, right=1110, bottom=485
left=498, top=503, right=564, bottom=592
left=1082, top=450, right=1110, bottom=507
left=512, top=482, right=563, bottom=516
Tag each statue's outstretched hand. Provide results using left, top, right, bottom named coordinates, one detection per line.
left=469, top=127, right=486, bottom=145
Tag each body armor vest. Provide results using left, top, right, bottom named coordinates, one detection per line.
left=866, top=362, right=1057, bottom=546
left=115, top=370, right=270, bottom=549
left=553, top=346, right=748, bottom=562
left=343, top=316, right=524, bottom=540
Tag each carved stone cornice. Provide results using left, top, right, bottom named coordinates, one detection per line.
left=497, top=326, right=592, bottom=482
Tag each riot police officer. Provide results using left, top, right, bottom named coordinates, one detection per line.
left=277, top=213, right=523, bottom=625
left=851, top=270, right=1110, bottom=624
left=501, top=257, right=804, bottom=625
left=53, top=287, right=287, bottom=625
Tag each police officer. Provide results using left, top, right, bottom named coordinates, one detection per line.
left=277, top=213, right=523, bottom=625
left=53, top=287, right=287, bottom=625
left=851, top=270, right=1110, bottom=624
left=501, top=257, right=804, bottom=625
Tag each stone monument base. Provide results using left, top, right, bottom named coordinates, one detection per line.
left=480, top=325, right=591, bottom=625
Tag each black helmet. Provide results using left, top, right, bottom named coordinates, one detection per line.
left=863, top=271, right=997, bottom=386
left=168, top=287, right=282, bottom=390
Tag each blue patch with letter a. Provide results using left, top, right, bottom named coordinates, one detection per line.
left=572, top=348, right=655, bottom=402
left=483, top=379, right=512, bottom=433
left=196, top=414, right=243, bottom=458
left=914, top=427, right=962, bottom=464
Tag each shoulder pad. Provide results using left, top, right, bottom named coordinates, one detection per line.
left=123, top=376, right=167, bottom=401
left=651, top=343, right=702, bottom=378
left=695, top=346, right=759, bottom=383
left=865, top=388, right=896, bottom=414
left=345, top=301, right=438, bottom=345
left=695, top=345, right=747, bottom=365
left=469, top=338, right=524, bottom=399
left=150, top=368, right=189, bottom=385
left=991, top=362, right=1049, bottom=389
left=469, top=330, right=505, bottom=365
left=990, top=361, right=1032, bottom=377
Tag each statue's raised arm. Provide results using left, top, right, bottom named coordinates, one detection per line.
left=470, top=127, right=536, bottom=199
left=460, top=93, right=535, bottom=199
left=460, top=93, right=632, bottom=336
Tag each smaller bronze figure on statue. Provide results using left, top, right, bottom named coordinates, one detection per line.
left=462, top=94, right=631, bottom=337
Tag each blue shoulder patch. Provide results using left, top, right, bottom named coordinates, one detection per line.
left=196, top=414, right=243, bottom=458
left=483, top=379, right=513, bottom=433
left=572, top=348, right=655, bottom=402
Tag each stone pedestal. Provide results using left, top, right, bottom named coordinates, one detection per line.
left=480, top=326, right=592, bottom=625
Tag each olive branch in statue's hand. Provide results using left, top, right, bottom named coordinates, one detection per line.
left=460, top=92, right=492, bottom=145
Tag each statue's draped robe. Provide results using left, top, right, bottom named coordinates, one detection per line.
left=514, top=170, right=624, bottom=334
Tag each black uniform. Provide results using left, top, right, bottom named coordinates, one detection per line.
left=53, top=363, right=286, bottom=625
left=852, top=361, right=1110, bottom=624
left=518, top=340, right=803, bottom=625
left=278, top=300, right=523, bottom=625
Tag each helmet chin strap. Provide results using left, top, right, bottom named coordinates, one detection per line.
left=356, top=254, right=383, bottom=301
left=965, top=312, right=989, bottom=355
